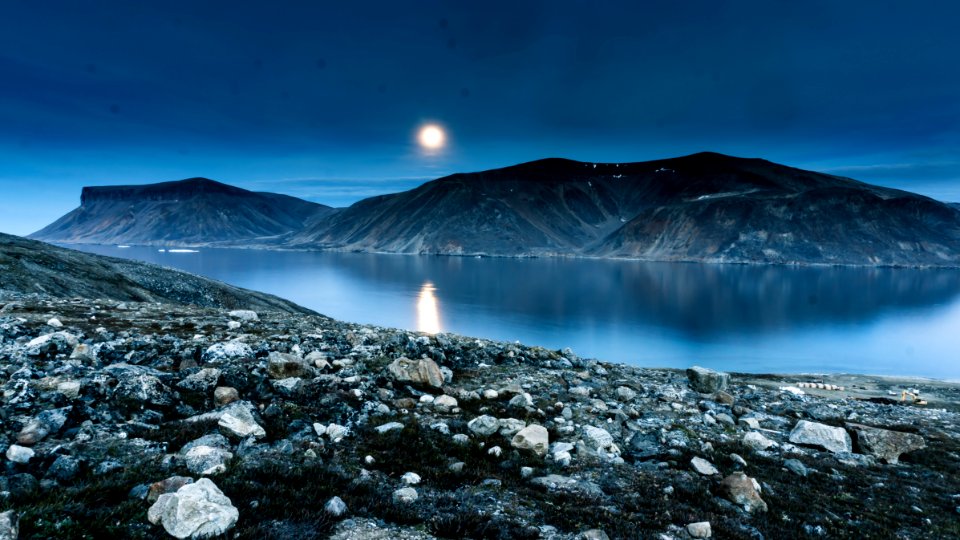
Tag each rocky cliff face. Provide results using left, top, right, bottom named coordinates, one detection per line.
left=0, top=234, right=312, bottom=314
left=30, top=178, right=336, bottom=246
left=290, top=153, right=960, bottom=266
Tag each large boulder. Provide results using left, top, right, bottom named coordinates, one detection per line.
left=788, top=420, right=852, bottom=454
left=148, top=478, right=239, bottom=539
left=719, top=472, right=767, bottom=513
left=266, top=351, right=315, bottom=379
left=511, top=425, right=549, bottom=457
left=386, top=357, right=444, bottom=388
left=847, top=423, right=926, bottom=464
left=686, top=366, right=730, bottom=393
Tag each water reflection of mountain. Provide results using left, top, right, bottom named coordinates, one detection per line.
left=318, top=254, right=960, bottom=339
left=71, top=246, right=960, bottom=340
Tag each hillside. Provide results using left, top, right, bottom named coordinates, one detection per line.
left=0, top=233, right=313, bottom=314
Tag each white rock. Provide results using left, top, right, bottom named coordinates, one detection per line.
left=401, top=472, right=421, bottom=485
left=419, top=394, right=435, bottom=404
left=226, top=321, right=241, bottom=330
left=324, top=496, right=348, bottom=517
left=488, top=446, right=503, bottom=457
left=5, top=444, right=34, bottom=464
left=375, top=422, right=404, bottom=434
left=47, top=317, right=63, bottom=327
left=467, top=415, right=500, bottom=437
left=325, top=424, right=349, bottom=442
left=511, top=425, right=549, bottom=457
left=392, top=487, right=418, bottom=504
left=687, top=521, right=712, bottom=538
left=743, top=431, right=777, bottom=451
left=148, top=478, right=238, bottom=539
left=184, top=446, right=233, bottom=476
left=227, top=310, right=259, bottom=321
left=57, top=380, right=82, bottom=399
left=582, top=426, right=615, bottom=451
left=690, top=456, right=719, bottom=476
left=788, top=420, right=852, bottom=454
left=482, top=389, right=499, bottom=399
left=498, top=418, right=526, bottom=437
left=433, top=395, right=458, bottom=408
left=217, top=403, right=266, bottom=440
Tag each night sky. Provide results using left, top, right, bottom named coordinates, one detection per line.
left=2, top=0, right=959, bottom=235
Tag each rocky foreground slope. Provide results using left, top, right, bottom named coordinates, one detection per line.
left=0, top=293, right=958, bottom=539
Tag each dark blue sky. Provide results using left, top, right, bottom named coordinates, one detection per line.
left=2, top=0, right=959, bottom=234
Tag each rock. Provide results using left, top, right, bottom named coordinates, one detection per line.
left=784, top=458, right=808, bottom=476
left=511, top=424, right=549, bottom=457
left=386, top=357, right=444, bottom=388
left=0, top=510, right=17, bottom=540
left=686, top=366, right=730, bottom=393
left=401, top=472, right=421, bottom=485
left=580, top=530, right=610, bottom=540
left=582, top=426, right=615, bottom=451
left=691, top=456, right=719, bottom=476
left=6, top=444, right=34, bottom=464
left=148, top=476, right=195, bottom=503
left=227, top=310, right=258, bottom=321
left=26, top=331, right=77, bottom=357
left=46, top=455, right=80, bottom=483
left=482, top=389, right=499, bottom=399
left=743, top=431, right=776, bottom=451
left=47, top=317, right=63, bottom=327
left=148, top=478, right=238, bottom=539
left=686, top=521, right=712, bottom=538
left=57, top=380, right=82, bottom=399
left=227, top=321, right=241, bottom=330
left=203, top=340, right=253, bottom=362
left=847, top=423, right=926, bottom=464
left=498, top=418, right=526, bottom=437
left=714, top=391, right=735, bottom=405
left=213, top=386, right=239, bottom=406
left=218, top=402, right=266, bottom=440
left=374, top=422, right=405, bottom=434
left=392, top=487, right=418, bottom=504
left=267, top=351, right=314, bottom=379
left=468, top=415, right=500, bottom=437
left=719, top=472, right=768, bottom=513
left=16, top=406, right=70, bottom=445
left=433, top=395, right=458, bottom=409
left=615, top=386, right=637, bottom=401
left=177, top=368, right=222, bottom=392
left=325, top=424, right=350, bottom=442
left=70, top=343, right=96, bottom=362
left=184, top=446, right=233, bottom=476
left=325, top=496, right=348, bottom=517
left=114, top=374, right=174, bottom=409
left=789, top=420, right=852, bottom=454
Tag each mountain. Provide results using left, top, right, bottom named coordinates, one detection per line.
left=0, top=233, right=313, bottom=314
left=290, top=152, right=960, bottom=266
left=30, top=177, right=335, bottom=246
left=32, top=154, right=960, bottom=266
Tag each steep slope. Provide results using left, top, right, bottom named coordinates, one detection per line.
left=291, top=152, right=960, bottom=265
left=0, top=233, right=314, bottom=314
left=30, top=177, right=336, bottom=246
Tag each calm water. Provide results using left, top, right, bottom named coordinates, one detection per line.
left=71, top=245, right=960, bottom=379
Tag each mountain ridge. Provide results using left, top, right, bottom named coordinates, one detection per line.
left=31, top=153, right=960, bottom=267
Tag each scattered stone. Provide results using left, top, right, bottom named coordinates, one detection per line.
left=789, top=420, right=852, bottom=454
left=184, top=446, right=233, bottom=476
left=401, top=472, right=421, bottom=485
left=227, top=310, right=258, bottom=321
left=847, top=423, right=926, bottom=464
left=686, top=366, right=730, bottom=393
left=392, top=487, right=419, bottom=504
left=374, top=422, right=405, bottom=434
left=177, top=368, right=222, bottom=392
left=616, top=386, right=637, bottom=401
left=148, top=478, right=239, bottom=539
left=57, top=380, right=82, bottom=398
left=433, top=395, right=458, bottom=409
left=204, top=340, right=253, bottom=362
left=784, top=458, right=808, bottom=476
left=6, top=444, right=34, bottom=464
left=386, top=357, right=444, bottom=388
left=719, top=472, right=768, bottom=513
left=743, top=431, right=776, bottom=451
left=47, top=317, right=63, bottom=327
left=582, top=426, right=615, bottom=451
left=147, top=476, right=195, bottom=503
left=690, top=456, right=719, bottom=476
left=511, top=424, right=549, bottom=457
left=468, top=415, right=500, bottom=437
left=498, top=418, right=526, bottom=437
left=218, top=402, right=266, bottom=439
left=16, top=406, right=70, bottom=445
left=580, top=530, right=610, bottom=540
left=686, top=521, right=712, bottom=538
left=0, top=510, right=17, bottom=540
left=325, top=496, right=348, bottom=517
left=46, top=454, right=80, bottom=483
left=267, top=351, right=314, bottom=379
left=213, top=386, right=239, bottom=406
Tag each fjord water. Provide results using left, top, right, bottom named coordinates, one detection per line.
left=73, top=245, right=960, bottom=379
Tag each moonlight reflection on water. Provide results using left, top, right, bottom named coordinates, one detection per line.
left=417, top=281, right=441, bottom=334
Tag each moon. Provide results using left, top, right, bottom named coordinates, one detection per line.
left=418, top=124, right=445, bottom=150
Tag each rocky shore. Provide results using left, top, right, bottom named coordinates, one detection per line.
left=1, top=292, right=958, bottom=539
